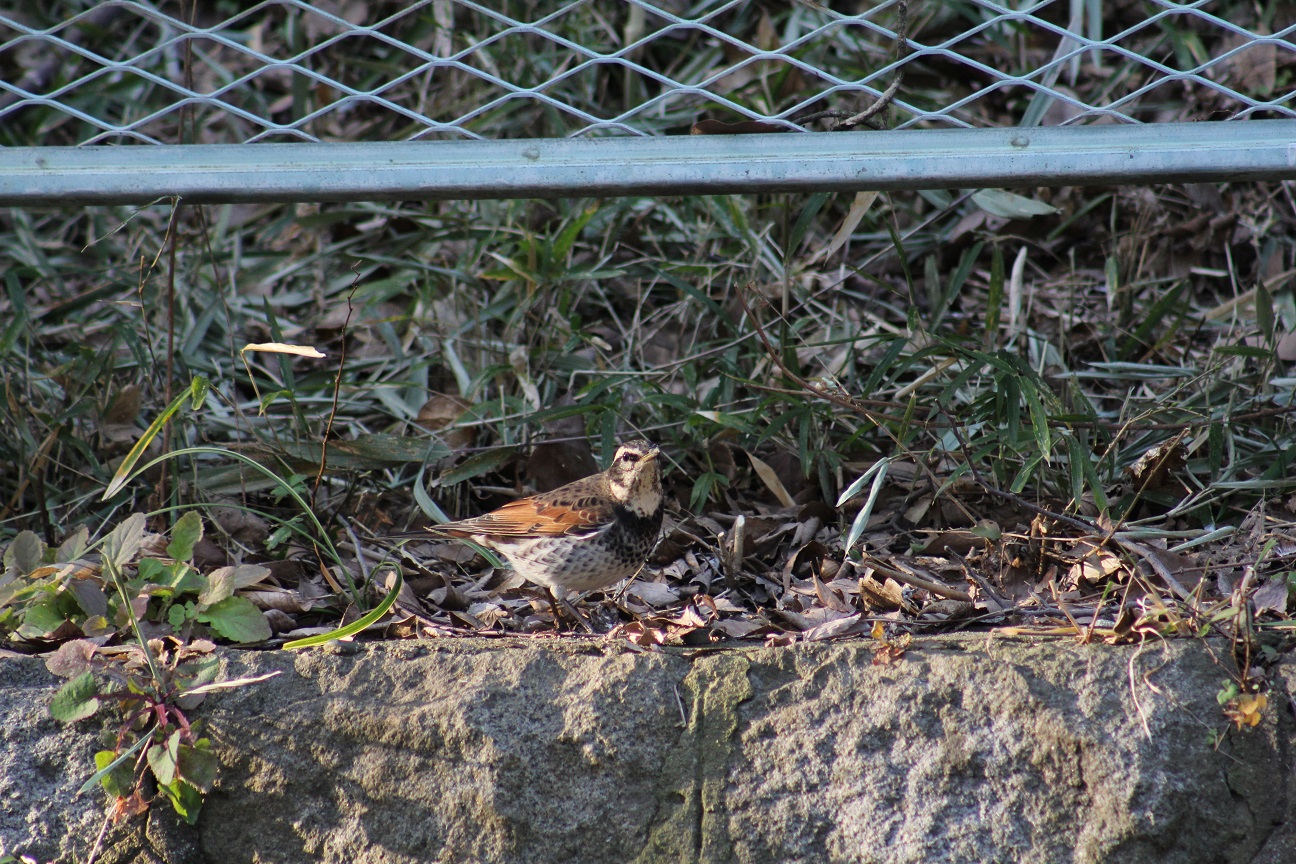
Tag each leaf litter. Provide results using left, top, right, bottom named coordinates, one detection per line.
left=5, top=432, right=1296, bottom=660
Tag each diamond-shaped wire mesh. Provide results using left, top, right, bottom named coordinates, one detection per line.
left=1, top=0, right=1292, bottom=147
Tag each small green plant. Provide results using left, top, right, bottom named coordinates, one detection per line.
left=46, top=633, right=279, bottom=823
left=146, top=511, right=274, bottom=643
left=1, top=513, right=270, bottom=646
left=1, top=526, right=95, bottom=642
left=96, top=375, right=402, bottom=649
left=2, top=370, right=404, bottom=827
left=37, top=513, right=282, bottom=823
left=47, top=637, right=222, bottom=822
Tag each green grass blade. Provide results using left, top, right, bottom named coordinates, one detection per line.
left=103, top=377, right=208, bottom=500
left=843, top=457, right=891, bottom=555
left=78, top=730, right=152, bottom=795
left=282, top=566, right=403, bottom=650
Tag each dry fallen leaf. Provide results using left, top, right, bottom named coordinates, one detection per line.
left=616, top=620, right=666, bottom=647
left=746, top=450, right=796, bottom=507
left=710, top=618, right=765, bottom=639
left=1225, top=693, right=1267, bottom=729
left=241, top=342, right=326, bottom=358
left=1066, top=549, right=1126, bottom=588
left=44, top=638, right=98, bottom=678
left=1250, top=576, right=1290, bottom=616
left=870, top=627, right=910, bottom=665
left=858, top=572, right=906, bottom=611
left=1220, top=29, right=1276, bottom=94
left=801, top=612, right=866, bottom=641
left=1127, top=437, right=1187, bottom=489
left=623, top=580, right=682, bottom=608
left=415, top=392, right=475, bottom=449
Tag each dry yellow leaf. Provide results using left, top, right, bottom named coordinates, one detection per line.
left=241, top=342, right=326, bottom=358
left=746, top=450, right=796, bottom=507
left=1238, top=694, right=1267, bottom=728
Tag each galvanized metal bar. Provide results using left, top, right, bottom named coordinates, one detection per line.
left=1, top=121, right=1292, bottom=206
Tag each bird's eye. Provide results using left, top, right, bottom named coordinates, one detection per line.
left=621, top=452, right=637, bottom=463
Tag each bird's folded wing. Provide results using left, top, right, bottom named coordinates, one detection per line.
left=444, top=497, right=610, bottom=537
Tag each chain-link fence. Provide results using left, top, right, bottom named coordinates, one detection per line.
left=2, top=0, right=1294, bottom=202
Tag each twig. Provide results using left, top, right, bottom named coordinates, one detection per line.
left=83, top=807, right=113, bottom=864
left=1113, top=537, right=1192, bottom=601
left=972, top=481, right=1098, bottom=534
left=313, top=265, right=361, bottom=505
left=947, top=547, right=1012, bottom=611
left=837, top=77, right=902, bottom=129
left=1128, top=641, right=1153, bottom=740
left=833, top=0, right=907, bottom=130
left=863, top=555, right=973, bottom=602
left=673, top=683, right=688, bottom=727
left=790, top=108, right=855, bottom=124
left=735, top=287, right=907, bottom=435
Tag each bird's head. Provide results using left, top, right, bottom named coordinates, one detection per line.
left=606, top=439, right=662, bottom=515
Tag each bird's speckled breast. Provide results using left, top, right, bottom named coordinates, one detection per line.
left=489, top=502, right=663, bottom=593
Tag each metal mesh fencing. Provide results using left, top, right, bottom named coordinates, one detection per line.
left=2, top=0, right=1292, bottom=147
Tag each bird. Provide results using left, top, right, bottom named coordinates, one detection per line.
left=408, top=439, right=665, bottom=607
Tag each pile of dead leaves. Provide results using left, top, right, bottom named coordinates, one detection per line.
left=4, top=439, right=1296, bottom=670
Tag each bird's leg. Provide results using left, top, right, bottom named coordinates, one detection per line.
left=547, top=587, right=594, bottom=634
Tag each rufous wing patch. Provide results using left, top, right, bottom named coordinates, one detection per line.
left=453, top=497, right=605, bottom=536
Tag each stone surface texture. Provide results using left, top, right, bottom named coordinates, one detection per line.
left=2, top=636, right=1294, bottom=863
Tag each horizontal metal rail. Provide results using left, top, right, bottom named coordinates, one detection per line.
left=2, top=120, right=1293, bottom=206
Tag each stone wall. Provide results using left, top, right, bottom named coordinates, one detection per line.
left=2, top=636, right=1293, bottom=863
